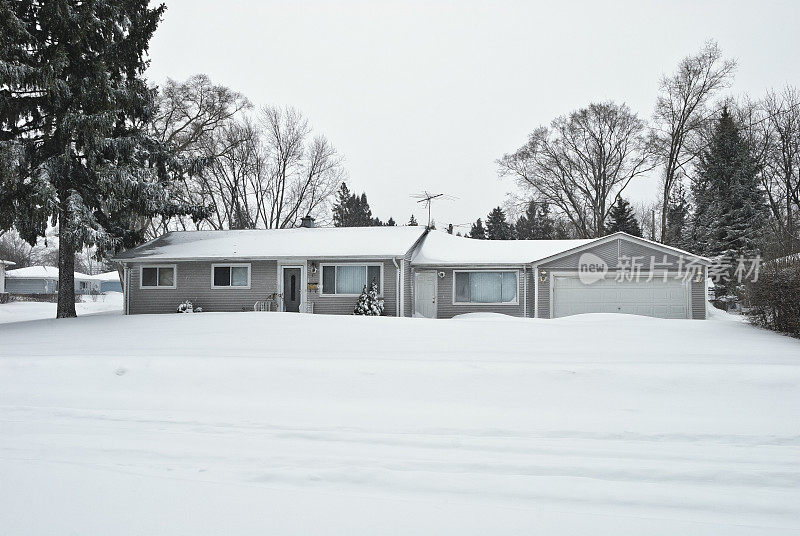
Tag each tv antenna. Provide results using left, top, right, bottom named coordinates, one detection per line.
left=410, top=191, right=457, bottom=228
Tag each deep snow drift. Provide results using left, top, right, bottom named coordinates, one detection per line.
left=0, top=292, right=122, bottom=324
left=1, top=310, right=798, bottom=535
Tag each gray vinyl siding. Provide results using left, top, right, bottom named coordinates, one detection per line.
left=126, top=258, right=401, bottom=316
left=403, top=257, right=414, bottom=318
left=430, top=267, right=526, bottom=319
left=5, top=278, right=56, bottom=294
left=536, top=237, right=708, bottom=320
left=537, top=273, right=551, bottom=318
left=691, top=267, right=707, bottom=319
left=307, top=258, right=399, bottom=316
left=127, top=260, right=277, bottom=314
left=539, top=239, right=619, bottom=270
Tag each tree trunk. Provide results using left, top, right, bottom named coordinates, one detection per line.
left=56, top=201, right=77, bottom=318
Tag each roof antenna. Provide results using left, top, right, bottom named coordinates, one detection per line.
left=410, top=191, right=457, bottom=228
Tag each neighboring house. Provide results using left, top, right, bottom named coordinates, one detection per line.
left=3, top=266, right=99, bottom=295
left=114, top=220, right=710, bottom=319
left=0, top=259, right=15, bottom=294
left=89, top=271, right=124, bottom=293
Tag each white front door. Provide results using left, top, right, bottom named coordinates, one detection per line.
left=414, top=271, right=437, bottom=318
left=552, top=276, right=689, bottom=319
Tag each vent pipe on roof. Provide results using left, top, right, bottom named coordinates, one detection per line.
left=300, top=215, right=315, bottom=228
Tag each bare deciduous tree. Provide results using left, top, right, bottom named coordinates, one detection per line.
left=193, top=107, right=343, bottom=230
left=653, top=41, right=735, bottom=243
left=498, top=102, right=655, bottom=238
left=152, top=74, right=251, bottom=154
left=258, top=106, right=343, bottom=228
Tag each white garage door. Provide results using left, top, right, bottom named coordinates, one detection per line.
left=552, top=276, right=689, bottom=319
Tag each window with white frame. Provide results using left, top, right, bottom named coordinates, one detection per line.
left=321, top=264, right=382, bottom=295
left=212, top=264, right=251, bottom=288
left=454, top=271, right=517, bottom=304
left=140, top=265, right=176, bottom=288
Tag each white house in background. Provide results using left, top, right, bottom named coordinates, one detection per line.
left=0, top=259, right=15, bottom=293
left=3, top=265, right=99, bottom=295
left=88, top=271, right=123, bottom=293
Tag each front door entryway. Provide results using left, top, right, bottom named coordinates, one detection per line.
left=414, top=271, right=437, bottom=318
left=282, top=267, right=302, bottom=312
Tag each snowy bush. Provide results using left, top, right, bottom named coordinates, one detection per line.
left=746, top=257, right=800, bottom=337
left=353, top=280, right=384, bottom=316
left=177, top=300, right=203, bottom=313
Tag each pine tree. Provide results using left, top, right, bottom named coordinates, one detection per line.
left=469, top=218, right=486, bottom=239
left=485, top=207, right=515, bottom=239
left=689, top=107, right=767, bottom=295
left=446, top=224, right=454, bottom=234
left=606, top=198, right=642, bottom=236
left=408, top=215, right=418, bottom=226
left=664, top=181, right=691, bottom=247
left=386, top=217, right=396, bottom=226
left=0, top=0, right=207, bottom=318
left=358, top=193, right=373, bottom=226
left=353, top=280, right=384, bottom=316
left=332, top=183, right=384, bottom=227
left=332, top=182, right=351, bottom=226
left=515, top=201, right=556, bottom=239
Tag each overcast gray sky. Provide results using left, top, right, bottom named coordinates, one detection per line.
left=146, top=0, right=800, bottom=229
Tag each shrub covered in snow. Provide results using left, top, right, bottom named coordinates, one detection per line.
left=177, top=300, right=203, bottom=313
left=353, top=280, right=384, bottom=316
left=746, top=257, right=800, bottom=337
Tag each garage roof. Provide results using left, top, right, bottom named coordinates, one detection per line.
left=411, top=231, right=712, bottom=266
left=411, top=231, right=593, bottom=266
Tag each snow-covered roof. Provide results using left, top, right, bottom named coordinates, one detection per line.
left=411, top=231, right=594, bottom=266
left=87, top=271, right=121, bottom=281
left=114, top=227, right=428, bottom=262
left=5, top=266, right=60, bottom=279
left=4, top=266, right=94, bottom=280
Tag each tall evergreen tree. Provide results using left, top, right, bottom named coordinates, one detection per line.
left=407, top=215, right=418, bottom=226
left=469, top=218, right=486, bottom=239
left=689, top=107, right=767, bottom=294
left=515, top=201, right=556, bottom=239
left=332, top=182, right=352, bottom=227
left=664, top=181, right=690, bottom=247
left=0, top=0, right=207, bottom=318
left=332, top=183, right=385, bottom=227
left=485, top=207, right=515, bottom=240
left=606, top=198, right=642, bottom=236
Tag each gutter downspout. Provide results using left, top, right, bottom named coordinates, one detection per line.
left=522, top=265, right=527, bottom=318
left=533, top=264, right=538, bottom=319
left=393, top=257, right=401, bottom=317
left=123, top=263, right=130, bottom=315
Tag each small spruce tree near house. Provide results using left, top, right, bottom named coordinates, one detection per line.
left=353, top=280, right=384, bottom=316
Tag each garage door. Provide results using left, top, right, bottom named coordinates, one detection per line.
left=552, top=276, right=689, bottom=319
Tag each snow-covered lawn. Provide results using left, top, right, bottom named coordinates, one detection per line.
left=0, top=291, right=122, bottom=323
left=1, top=310, right=798, bottom=535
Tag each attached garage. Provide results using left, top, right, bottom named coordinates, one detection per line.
left=409, top=230, right=710, bottom=320
left=535, top=233, right=710, bottom=320
left=551, top=276, right=690, bottom=319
